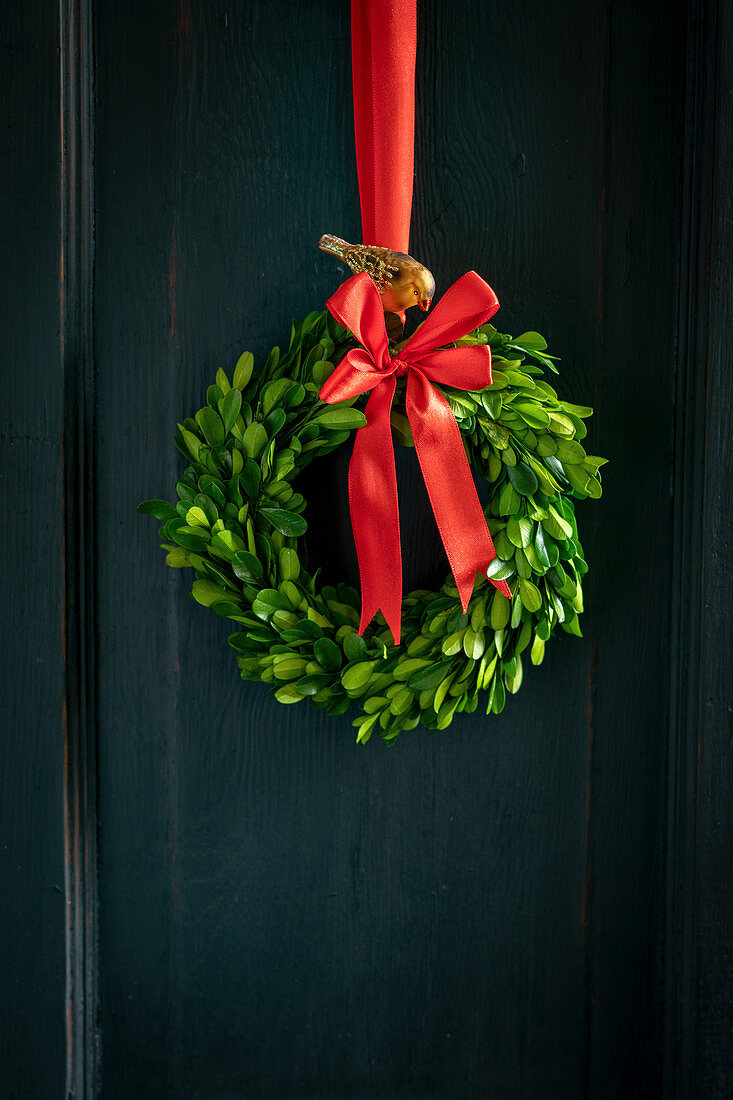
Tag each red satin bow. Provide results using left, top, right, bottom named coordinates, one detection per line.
left=319, top=270, right=512, bottom=644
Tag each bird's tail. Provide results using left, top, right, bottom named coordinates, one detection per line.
left=318, top=233, right=349, bottom=259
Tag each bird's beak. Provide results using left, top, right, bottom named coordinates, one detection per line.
left=418, top=298, right=431, bottom=312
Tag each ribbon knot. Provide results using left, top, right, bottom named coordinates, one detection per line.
left=320, top=269, right=512, bottom=644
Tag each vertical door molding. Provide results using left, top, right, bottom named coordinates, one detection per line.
left=60, top=0, right=100, bottom=1094
left=665, top=0, right=731, bottom=1095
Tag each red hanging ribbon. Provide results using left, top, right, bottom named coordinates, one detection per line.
left=351, top=0, right=416, bottom=251
left=320, top=272, right=512, bottom=644
left=338, top=0, right=508, bottom=642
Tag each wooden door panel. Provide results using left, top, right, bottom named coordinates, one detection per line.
left=12, top=0, right=733, bottom=1096
left=91, top=2, right=684, bottom=1097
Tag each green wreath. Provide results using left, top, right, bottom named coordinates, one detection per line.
left=139, top=308, right=604, bottom=743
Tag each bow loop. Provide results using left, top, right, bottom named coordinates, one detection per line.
left=326, top=272, right=391, bottom=371
left=402, top=270, right=499, bottom=356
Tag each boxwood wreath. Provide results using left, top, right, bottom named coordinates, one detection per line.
left=139, top=309, right=604, bottom=744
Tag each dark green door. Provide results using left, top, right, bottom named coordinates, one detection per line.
left=3, top=1, right=732, bottom=1097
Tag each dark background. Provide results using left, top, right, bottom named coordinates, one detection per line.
left=2, top=0, right=732, bottom=1097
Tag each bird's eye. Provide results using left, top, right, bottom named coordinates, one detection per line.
left=413, top=289, right=419, bottom=296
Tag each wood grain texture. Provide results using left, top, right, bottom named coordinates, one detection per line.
left=0, top=3, right=67, bottom=1097
left=4, top=0, right=732, bottom=1096
left=683, top=1, right=733, bottom=1095
left=92, top=1, right=688, bottom=1097
left=664, top=1, right=719, bottom=1094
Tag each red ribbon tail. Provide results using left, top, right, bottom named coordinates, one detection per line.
left=348, top=377, right=403, bottom=644
left=407, top=371, right=510, bottom=612
left=492, top=578, right=513, bottom=601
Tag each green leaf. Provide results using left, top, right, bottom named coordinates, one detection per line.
left=448, top=393, right=477, bottom=418
left=192, top=579, right=231, bottom=607
left=242, top=422, right=268, bottom=460
left=393, top=658, right=431, bottom=682
left=194, top=493, right=218, bottom=525
left=534, top=526, right=556, bottom=568
left=283, top=383, right=306, bottom=409
left=198, top=475, right=226, bottom=507
left=220, top=388, right=242, bottom=433
left=498, top=481, right=522, bottom=516
left=407, top=662, right=450, bottom=691
left=584, top=474, right=603, bottom=500
left=170, top=526, right=208, bottom=551
left=507, top=517, right=533, bottom=548
left=511, top=588, right=524, bottom=625
left=231, top=550, right=264, bottom=585
left=313, top=407, right=368, bottom=431
left=185, top=505, right=210, bottom=528
left=463, top=627, right=486, bottom=660
left=260, top=508, right=308, bottom=537
left=137, top=499, right=176, bottom=520
left=262, top=378, right=291, bottom=415
left=442, top=630, right=465, bottom=657
left=548, top=411, right=575, bottom=436
left=536, top=434, right=556, bottom=457
left=314, top=637, right=342, bottom=671
left=342, top=661, right=376, bottom=692
left=252, top=588, right=292, bottom=620
left=486, top=557, right=515, bottom=581
left=561, top=402, right=593, bottom=419
left=178, top=426, right=202, bottom=462
left=564, top=464, right=592, bottom=495
left=210, top=530, right=245, bottom=558
left=295, top=674, right=331, bottom=696
left=274, top=685, right=305, bottom=704
left=263, top=407, right=286, bottom=437
left=490, top=590, right=511, bottom=630
left=195, top=406, right=225, bottom=446
left=207, top=384, right=224, bottom=409
left=165, top=547, right=189, bottom=567
left=514, top=403, right=550, bottom=429
left=512, top=331, right=548, bottom=351
left=487, top=672, right=506, bottom=714
left=210, top=600, right=243, bottom=619
left=518, top=579, right=542, bottom=612
left=507, top=461, right=539, bottom=496
left=355, top=712, right=380, bottom=744
left=563, top=612, right=583, bottom=637
left=279, top=547, right=300, bottom=581
left=233, top=351, right=254, bottom=390
left=505, top=653, right=524, bottom=694
left=514, top=546, right=532, bottom=579
left=481, top=390, right=502, bottom=419
left=343, top=632, right=368, bottom=662
left=265, top=346, right=280, bottom=374
left=542, top=506, right=573, bottom=540
left=531, top=635, right=545, bottom=665
left=312, top=360, right=335, bottom=388
left=554, top=438, right=586, bottom=464
left=240, top=457, right=261, bottom=501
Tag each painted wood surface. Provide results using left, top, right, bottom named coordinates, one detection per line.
left=678, top=2, right=733, bottom=1095
left=93, top=0, right=681, bottom=1096
left=0, top=4, right=68, bottom=1098
left=3, top=0, right=733, bottom=1097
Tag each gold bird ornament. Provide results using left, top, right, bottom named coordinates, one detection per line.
left=318, top=234, right=435, bottom=314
